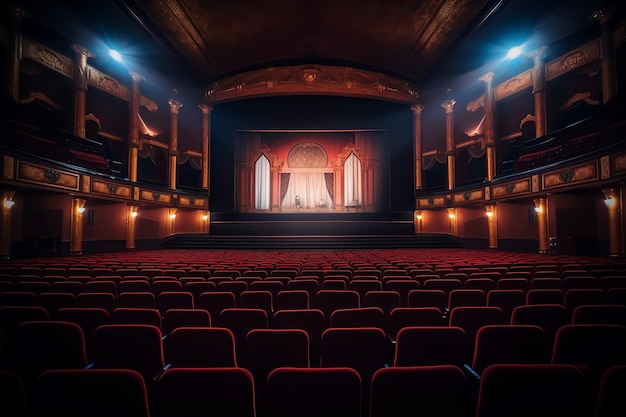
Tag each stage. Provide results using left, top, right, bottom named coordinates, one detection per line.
left=162, top=212, right=463, bottom=250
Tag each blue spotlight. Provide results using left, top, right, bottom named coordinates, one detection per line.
left=506, top=46, right=523, bottom=60
left=109, top=49, right=123, bottom=62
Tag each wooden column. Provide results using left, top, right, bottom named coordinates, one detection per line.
left=414, top=210, right=423, bottom=234
left=441, top=98, right=457, bottom=190
left=201, top=210, right=210, bottom=233
left=412, top=104, right=425, bottom=190
left=126, top=205, right=138, bottom=250
left=1, top=191, right=16, bottom=260
left=71, top=44, right=94, bottom=138
left=486, top=204, right=498, bottom=249
left=529, top=46, right=548, bottom=138
left=168, top=97, right=183, bottom=189
left=271, top=164, right=280, bottom=212
left=4, top=6, right=29, bottom=102
left=602, top=188, right=624, bottom=257
left=447, top=208, right=458, bottom=236
left=167, top=208, right=177, bottom=236
left=591, top=7, right=618, bottom=104
left=199, top=104, right=213, bottom=190
left=534, top=197, right=549, bottom=254
left=128, top=71, right=144, bottom=182
left=70, top=198, right=86, bottom=256
left=333, top=165, right=344, bottom=212
left=480, top=72, right=496, bottom=181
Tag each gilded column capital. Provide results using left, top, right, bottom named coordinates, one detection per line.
left=168, top=98, right=184, bottom=114
left=589, top=7, right=614, bottom=25
left=8, top=5, right=30, bottom=21
left=528, top=46, right=548, bottom=64
left=479, top=71, right=495, bottom=84
left=129, top=71, right=145, bottom=83
left=199, top=104, right=213, bottom=114
left=71, top=44, right=95, bottom=59
left=411, top=104, right=425, bottom=115
left=441, top=98, right=456, bottom=113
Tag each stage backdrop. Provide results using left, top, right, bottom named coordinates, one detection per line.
left=234, top=130, right=389, bottom=213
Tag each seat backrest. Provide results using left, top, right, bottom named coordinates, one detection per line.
left=110, top=307, right=162, bottom=329
left=0, top=306, right=49, bottom=338
left=552, top=324, right=626, bottom=381
left=394, top=326, right=470, bottom=367
left=36, top=369, right=150, bottom=417
left=407, top=289, right=447, bottom=310
left=162, top=308, right=211, bottom=335
left=476, top=364, right=590, bottom=417
left=448, top=289, right=486, bottom=310
left=594, top=365, right=626, bottom=417
left=370, top=365, right=467, bottom=417
left=266, top=367, right=361, bottom=417
left=275, top=290, right=309, bottom=311
left=219, top=308, right=268, bottom=363
left=471, top=324, right=550, bottom=374
left=164, top=327, right=237, bottom=367
left=0, top=371, right=28, bottom=417
left=571, top=304, right=626, bottom=326
left=157, top=291, right=194, bottom=314
left=157, top=367, right=256, bottom=417
left=273, top=309, right=324, bottom=367
left=240, top=290, right=273, bottom=315
left=388, top=307, right=446, bottom=339
left=526, top=289, right=564, bottom=305
left=511, top=304, right=569, bottom=344
left=486, top=290, right=526, bottom=321
left=449, top=306, right=506, bottom=344
left=91, top=324, right=164, bottom=380
left=330, top=307, right=385, bottom=330
left=76, top=292, right=116, bottom=313
left=15, top=321, right=88, bottom=382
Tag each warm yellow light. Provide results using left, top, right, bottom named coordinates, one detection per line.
left=486, top=211, right=493, bottom=217
left=448, top=213, right=455, bottom=219
left=534, top=206, right=542, bottom=213
left=169, top=214, right=177, bottom=219
left=78, top=207, right=86, bottom=214
left=202, top=215, right=209, bottom=221
left=131, top=211, right=138, bottom=218
left=604, top=197, right=616, bottom=207
left=417, top=214, right=423, bottom=220
left=4, top=200, right=15, bottom=208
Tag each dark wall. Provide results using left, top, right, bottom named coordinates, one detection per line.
left=210, top=95, right=414, bottom=213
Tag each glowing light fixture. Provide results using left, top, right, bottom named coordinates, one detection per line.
left=131, top=211, right=138, bottom=218
left=78, top=207, right=86, bottom=214
left=202, top=214, right=209, bottom=221
left=109, top=49, right=123, bottom=62
left=448, top=213, right=455, bottom=219
left=169, top=213, right=177, bottom=220
left=604, top=197, right=616, bottom=207
left=4, top=200, right=15, bottom=208
left=506, top=46, right=523, bottom=60
left=486, top=210, right=493, bottom=217
left=534, top=206, right=542, bottom=213
left=417, top=214, right=423, bottom=220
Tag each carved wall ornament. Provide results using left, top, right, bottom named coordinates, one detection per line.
left=81, top=175, right=91, bottom=193
left=44, top=169, right=61, bottom=184
left=560, top=50, right=590, bottom=72
left=189, top=198, right=195, bottom=205
left=152, top=192, right=161, bottom=201
left=559, top=169, right=575, bottom=183
left=19, top=91, right=60, bottom=109
left=463, top=192, right=471, bottom=201
left=98, top=75, right=120, bottom=94
left=107, top=183, right=119, bottom=194
left=427, top=198, right=434, bottom=205
left=3, top=156, right=15, bottom=180
left=140, top=96, right=158, bottom=112
left=504, top=183, right=516, bottom=194
left=466, top=95, right=484, bottom=112
left=300, top=67, right=321, bottom=86
left=560, top=91, right=600, bottom=110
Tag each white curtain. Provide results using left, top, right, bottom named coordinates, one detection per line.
left=344, top=152, right=362, bottom=206
left=283, top=172, right=332, bottom=209
left=255, top=155, right=270, bottom=209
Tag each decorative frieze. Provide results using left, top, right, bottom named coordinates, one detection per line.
left=542, top=162, right=598, bottom=189
left=17, top=161, right=79, bottom=191
left=92, top=180, right=131, bottom=199
left=87, top=66, right=129, bottom=100
left=22, top=38, right=73, bottom=78
left=140, top=189, right=171, bottom=204
left=178, top=196, right=207, bottom=208
left=494, top=69, right=532, bottom=101
left=492, top=179, right=530, bottom=198
left=3, top=156, right=15, bottom=180
left=614, top=151, right=626, bottom=174
left=417, top=196, right=446, bottom=207
left=453, top=190, right=484, bottom=204
left=546, top=39, right=601, bottom=80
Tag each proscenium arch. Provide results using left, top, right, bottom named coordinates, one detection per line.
left=204, top=64, right=420, bottom=105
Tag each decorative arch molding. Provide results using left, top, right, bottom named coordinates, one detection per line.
left=287, top=142, right=328, bottom=169
left=335, top=143, right=368, bottom=169
left=250, top=147, right=283, bottom=171
left=204, top=64, right=420, bottom=105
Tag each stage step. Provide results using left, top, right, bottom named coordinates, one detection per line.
left=161, top=234, right=463, bottom=250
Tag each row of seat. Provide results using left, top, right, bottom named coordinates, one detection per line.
left=2, top=364, right=623, bottom=417
left=2, top=321, right=626, bottom=417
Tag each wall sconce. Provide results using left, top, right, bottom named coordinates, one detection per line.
left=604, top=197, right=616, bottom=207
left=4, top=200, right=15, bottom=208
left=417, top=214, right=423, bottom=220
left=131, top=210, right=138, bottom=218
left=78, top=207, right=86, bottom=214
left=202, top=214, right=209, bottom=221
left=486, top=210, right=493, bottom=217
left=169, top=213, right=177, bottom=219
left=534, top=206, right=542, bottom=213
left=448, top=213, right=455, bottom=219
